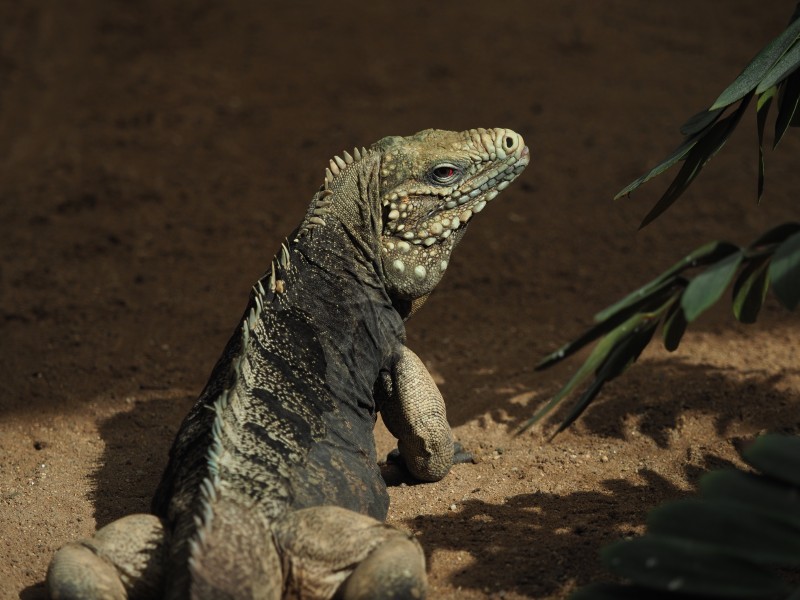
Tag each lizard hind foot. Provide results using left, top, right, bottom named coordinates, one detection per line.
left=47, top=513, right=167, bottom=600
left=336, top=535, right=426, bottom=600
left=47, top=542, right=128, bottom=600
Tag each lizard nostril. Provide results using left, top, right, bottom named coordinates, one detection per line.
left=504, top=135, right=515, bottom=149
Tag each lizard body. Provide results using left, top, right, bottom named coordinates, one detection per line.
left=47, top=128, right=529, bottom=599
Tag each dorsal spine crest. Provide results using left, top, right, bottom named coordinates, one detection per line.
left=189, top=245, right=279, bottom=569
left=296, top=146, right=372, bottom=239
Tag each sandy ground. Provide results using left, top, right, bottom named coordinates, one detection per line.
left=2, top=1, right=799, bottom=598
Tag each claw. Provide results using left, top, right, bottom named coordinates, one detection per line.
left=452, top=441, right=475, bottom=465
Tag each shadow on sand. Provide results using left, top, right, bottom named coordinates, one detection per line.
left=21, top=359, right=798, bottom=599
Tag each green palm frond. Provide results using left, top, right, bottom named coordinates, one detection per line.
left=521, top=224, right=800, bottom=434
left=616, top=4, right=800, bottom=224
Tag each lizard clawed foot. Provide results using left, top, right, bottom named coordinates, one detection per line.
left=379, top=448, right=416, bottom=486
left=384, top=441, right=473, bottom=467
left=383, top=447, right=403, bottom=466
left=380, top=441, right=475, bottom=486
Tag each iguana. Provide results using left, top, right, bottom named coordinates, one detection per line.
left=46, top=128, right=530, bottom=599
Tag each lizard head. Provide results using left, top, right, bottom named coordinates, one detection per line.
left=373, top=128, right=529, bottom=301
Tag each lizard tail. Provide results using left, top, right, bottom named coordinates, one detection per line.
left=187, top=496, right=282, bottom=599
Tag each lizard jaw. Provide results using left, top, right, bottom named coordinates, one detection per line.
left=382, top=145, right=529, bottom=248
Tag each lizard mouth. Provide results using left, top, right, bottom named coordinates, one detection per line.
left=383, top=146, right=530, bottom=247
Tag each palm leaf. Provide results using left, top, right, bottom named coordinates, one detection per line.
left=701, top=470, right=800, bottom=527
left=680, top=249, right=744, bottom=322
left=768, top=231, right=800, bottom=310
left=756, top=86, right=776, bottom=201
left=537, top=278, right=682, bottom=371
left=571, top=584, right=706, bottom=600
left=638, top=98, right=750, bottom=228
left=661, top=297, right=688, bottom=351
left=520, top=313, right=655, bottom=432
left=710, top=15, right=800, bottom=109
left=601, top=536, right=789, bottom=598
left=732, top=256, right=771, bottom=324
left=749, top=221, right=800, bottom=248
left=534, top=224, right=798, bottom=435
left=744, top=434, right=800, bottom=486
left=774, top=70, right=800, bottom=147
left=617, top=6, right=800, bottom=220
left=548, top=318, right=658, bottom=437
left=680, top=107, right=725, bottom=136
left=615, top=134, right=701, bottom=200
left=756, top=38, right=800, bottom=94
left=647, top=499, right=800, bottom=566
left=594, top=241, right=739, bottom=322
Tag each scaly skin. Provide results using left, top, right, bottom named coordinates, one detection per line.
left=46, top=128, right=529, bottom=600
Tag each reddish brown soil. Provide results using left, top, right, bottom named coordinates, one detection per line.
left=2, top=2, right=799, bottom=598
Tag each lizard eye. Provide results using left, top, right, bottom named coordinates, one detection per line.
left=429, top=164, right=461, bottom=185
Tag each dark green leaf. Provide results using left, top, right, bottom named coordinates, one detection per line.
left=680, top=107, right=724, bottom=136
left=769, top=231, right=800, bottom=310
left=732, top=256, right=771, bottom=324
left=710, top=17, right=800, bottom=109
left=589, top=277, right=684, bottom=327
left=681, top=250, right=745, bottom=322
left=647, top=499, right=800, bottom=566
left=756, top=88, right=775, bottom=202
left=550, top=374, right=607, bottom=438
left=615, top=135, right=700, bottom=200
left=637, top=145, right=705, bottom=228
left=757, top=86, right=778, bottom=111
left=602, top=536, right=789, bottom=598
left=570, top=583, right=706, bottom=600
left=792, top=103, right=800, bottom=126
left=594, top=241, right=739, bottom=322
left=552, top=319, right=658, bottom=436
left=537, top=279, right=679, bottom=371
left=662, top=298, right=688, bottom=351
left=520, top=314, right=649, bottom=432
left=791, top=3, right=800, bottom=26
left=756, top=37, right=800, bottom=94
left=775, top=70, right=800, bottom=147
left=750, top=222, right=800, bottom=249
left=639, top=97, right=751, bottom=228
left=744, top=434, right=800, bottom=487
left=701, top=470, right=800, bottom=528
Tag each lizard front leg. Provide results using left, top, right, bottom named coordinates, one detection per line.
left=377, top=345, right=458, bottom=482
